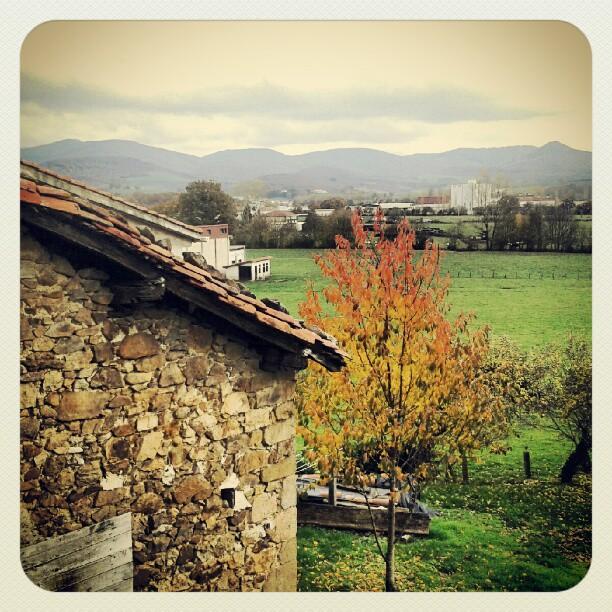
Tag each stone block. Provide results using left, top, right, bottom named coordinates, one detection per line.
left=20, top=383, right=39, bottom=409
left=57, top=391, right=108, bottom=421
left=135, top=353, right=165, bottom=372
left=46, top=322, right=74, bottom=338
left=136, top=431, right=164, bottom=462
left=184, top=355, right=210, bottom=384
left=186, top=325, right=213, bottom=353
left=222, top=391, right=250, bottom=416
left=237, top=450, right=268, bottom=475
left=264, top=419, right=294, bottom=445
left=255, top=381, right=294, bottom=408
left=20, top=417, right=40, bottom=439
left=118, top=332, right=160, bottom=359
left=92, top=342, right=114, bottom=363
left=159, top=363, right=185, bottom=387
left=274, top=507, right=297, bottom=542
left=251, top=493, right=277, bottom=523
left=133, top=492, right=164, bottom=514
left=126, top=371, right=153, bottom=385
left=53, top=336, right=85, bottom=354
left=137, top=413, right=159, bottom=431
left=90, top=367, right=124, bottom=389
left=280, top=475, right=296, bottom=509
left=174, top=475, right=213, bottom=504
left=244, top=408, right=272, bottom=433
left=261, top=456, right=295, bottom=483
left=263, top=559, right=297, bottom=592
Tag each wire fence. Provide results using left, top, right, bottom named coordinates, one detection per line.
left=444, top=270, right=592, bottom=280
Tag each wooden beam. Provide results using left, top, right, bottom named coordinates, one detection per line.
left=22, top=206, right=160, bottom=281
left=110, top=278, right=166, bottom=304
left=297, top=501, right=430, bottom=535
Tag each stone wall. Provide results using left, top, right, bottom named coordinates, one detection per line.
left=19, top=226, right=298, bottom=592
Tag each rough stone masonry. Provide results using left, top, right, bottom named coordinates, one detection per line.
left=20, top=226, right=298, bottom=591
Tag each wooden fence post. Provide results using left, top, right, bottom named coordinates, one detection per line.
left=523, top=448, right=532, bottom=479
left=329, top=477, right=337, bottom=506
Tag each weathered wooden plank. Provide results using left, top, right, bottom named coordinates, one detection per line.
left=26, top=531, right=131, bottom=583
left=21, top=513, right=131, bottom=570
left=21, top=513, right=133, bottom=592
left=299, top=483, right=390, bottom=507
left=42, top=549, right=132, bottom=591
left=62, top=560, right=133, bottom=593
left=297, top=501, right=430, bottom=535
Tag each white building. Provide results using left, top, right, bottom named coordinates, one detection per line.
left=313, top=208, right=336, bottom=217
left=451, top=180, right=499, bottom=214
left=263, top=210, right=299, bottom=227
left=225, top=257, right=271, bottom=282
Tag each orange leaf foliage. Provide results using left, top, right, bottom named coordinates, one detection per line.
left=297, top=211, right=508, bottom=489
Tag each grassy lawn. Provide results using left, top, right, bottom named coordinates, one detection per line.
left=245, top=249, right=591, bottom=349
left=297, top=423, right=591, bottom=592
left=244, top=248, right=591, bottom=591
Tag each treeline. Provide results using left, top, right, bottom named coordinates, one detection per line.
left=233, top=209, right=353, bottom=248
left=475, top=196, right=591, bottom=253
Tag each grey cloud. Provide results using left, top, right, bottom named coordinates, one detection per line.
left=22, top=74, right=545, bottom=124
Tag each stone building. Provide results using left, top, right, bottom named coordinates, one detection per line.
left=19, top=165, right=345, bottom=592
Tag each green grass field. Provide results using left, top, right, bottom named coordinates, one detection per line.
left=245, top=248, right=591, bottom=591
left=245, top=249, right=591, bottom=349
left=298, top=423, right=590, bottom=591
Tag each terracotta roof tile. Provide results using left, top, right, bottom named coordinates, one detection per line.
left=19, top=161, right=346, bottom=370
left=38, top=185, right=72, bottom=199
left=21, top=159, right=207, bottom=235
left=20, top=178, right=37, bottom=193
left=20, top=188, right=41, bottom=205
left=39, top=195, right=81, bottom=215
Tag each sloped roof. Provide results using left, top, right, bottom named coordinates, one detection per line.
left=20, top=163, right=346, bottom=371
left=20, top=160, right=204, bottom=240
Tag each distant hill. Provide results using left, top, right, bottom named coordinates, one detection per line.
left=21, top=138, right=592, bottom=195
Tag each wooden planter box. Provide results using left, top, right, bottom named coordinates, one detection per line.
left=297, top=500, right=430, bottom=535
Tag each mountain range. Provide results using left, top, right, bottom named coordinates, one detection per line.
left=21, top=139, right=592, bottom=196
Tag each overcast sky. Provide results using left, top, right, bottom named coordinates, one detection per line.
left=21, top=21, right=591, bottom=156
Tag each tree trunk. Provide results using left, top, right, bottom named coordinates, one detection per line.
left=461, top=453, right=469, bottom=485
left=385, top=480, right=397, bottom=592
left=560, top=438, right=591, bottom=484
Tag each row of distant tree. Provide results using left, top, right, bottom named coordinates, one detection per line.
left=149, top=180, right=591, bottom=253
left=234, top=209, right=353, bottom=249
left=475, top=196, right=591, bottom=253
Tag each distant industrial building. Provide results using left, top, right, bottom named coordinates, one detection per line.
left=414, top=195, right=450, bottom=211
left=517, top=195, right=559, bottom=207
left=451, top=180, right=500, bottom=214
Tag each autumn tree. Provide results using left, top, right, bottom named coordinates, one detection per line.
left=297, top=211, right=505, bottom=591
